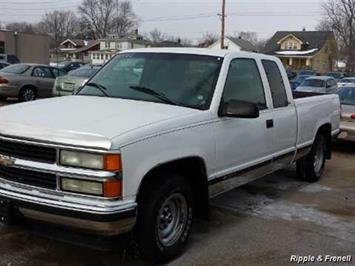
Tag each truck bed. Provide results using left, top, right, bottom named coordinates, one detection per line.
left=294, top=93, right=340, bottom=148
left=292, top=91, right=324, bottom=99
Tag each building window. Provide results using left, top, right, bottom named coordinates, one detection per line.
left=101, top=54, right=104, bottom=60
left=0, top=41, right=4, bottom=54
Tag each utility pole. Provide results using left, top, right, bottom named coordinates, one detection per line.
left=219, top=0, right=226, bottom=49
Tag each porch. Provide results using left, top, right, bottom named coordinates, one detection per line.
left=280, top=57, right=312, bottom=71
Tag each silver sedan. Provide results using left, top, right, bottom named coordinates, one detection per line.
left=337, top=85, right=355, bottom=141
left=0, top=63, right=66, bottom=102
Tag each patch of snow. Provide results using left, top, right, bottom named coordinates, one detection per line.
left=275, top=48, right=318, bottom=55
left=300, top=184, right=332, bottom=193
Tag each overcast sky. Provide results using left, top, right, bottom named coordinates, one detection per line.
left=0, top=0, right=325, bottom=41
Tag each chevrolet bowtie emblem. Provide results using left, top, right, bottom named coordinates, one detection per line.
left=0, top=155, right=15, bottom=167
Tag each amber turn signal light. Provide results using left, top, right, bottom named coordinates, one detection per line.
left=104, top=154, right=122, bottom=171
left=104, top=180, right=122, bottom=198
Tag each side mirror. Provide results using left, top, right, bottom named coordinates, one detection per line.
left=219, top=100, right=260, bottom=118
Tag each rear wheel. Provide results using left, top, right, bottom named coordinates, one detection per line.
left=136, top=173, right=193, bottom=263
left=19, top=87, right=36, bottom=102
left=297, top=134, right=327, bottom=182
left=0, top=95, right=6, bottom=101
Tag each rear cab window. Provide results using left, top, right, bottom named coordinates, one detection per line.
left=262, top=60, right=289, bottom=108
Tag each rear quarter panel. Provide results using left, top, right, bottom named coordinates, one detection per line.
left=295, top=94, right=340, bottom=148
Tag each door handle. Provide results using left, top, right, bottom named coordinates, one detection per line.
left=266, top=119, right=274, bottom=128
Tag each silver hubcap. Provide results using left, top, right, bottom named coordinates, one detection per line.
left=314, top=140, right=324, bottom=173
left=157, top=193, right=188, bottom=247
left=23, top=89, right=35, bottom=101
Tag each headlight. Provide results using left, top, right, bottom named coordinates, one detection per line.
left=61, top=178, right=122, bottom=197
left=61, top=178, right=103, bottom=195
left=60, top=150, right=121, bottom=171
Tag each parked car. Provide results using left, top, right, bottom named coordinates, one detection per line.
left=53, top=65, right=102, bottom=96
left=298, top=69, right=316, bottom=76
left=338, top=77, right=355, bottom=88
left=0, top=49, right=340, bottom=263
left=290, top=74, right=313, bottom=90
left=0, top=63, right=66, bottom=101
left=58, top=61, right=86, bottom=73
left=337, top=85, right=355, bottom=141
left=325, top=71, right=344, bottom=82
left=0, top=54, right=20, bottom=64
left=0, top=61, right=10, bottom=70
left=295, top=76, right=338, bottom=94
left=286, top=68, right=297, bottom=80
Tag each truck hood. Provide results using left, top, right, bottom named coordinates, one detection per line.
left=0, top=96, right=200, bottom=149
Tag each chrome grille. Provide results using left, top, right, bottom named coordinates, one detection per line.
left=0, top=138, right=56, bottom=163
left=0, top=166, right=57, bottom=189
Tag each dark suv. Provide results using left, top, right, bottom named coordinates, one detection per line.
left=0, top=54, right=20, bottom=64
left=58, top=61, right=86, bottom=73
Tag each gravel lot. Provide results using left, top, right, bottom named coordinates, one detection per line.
left=0, top=99, right=354, bottom=266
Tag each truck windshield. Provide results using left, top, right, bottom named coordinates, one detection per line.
left=337, top=87, right=355, bottom=106
left=78, top=53, right=223, bottom=110
left=301, top=79, right=325, bottom=87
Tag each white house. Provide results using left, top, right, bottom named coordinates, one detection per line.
left=209, top=37, right=257, bottom=52
left=90, top=34, right=151, bottom=64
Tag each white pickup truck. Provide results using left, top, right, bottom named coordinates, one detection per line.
left=0, top=49, right=340, bottom=262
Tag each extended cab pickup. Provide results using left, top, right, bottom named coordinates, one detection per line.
left=0, top=49, right=340, bottom=262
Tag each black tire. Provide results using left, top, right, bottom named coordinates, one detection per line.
left=0, top=95, right=6, bottom=101
left=136, top=173, right=194, bottom=263
left=297, top=134, right=327, bottom=182
left=19, top=86, right=36, bottom=102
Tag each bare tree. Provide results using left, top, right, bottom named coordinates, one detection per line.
left=148, top=28, right=166, bottom=43
left=236, top=31, right=258, bottom=45
left=113, top=1, right=138, bottom=37
left=79, top=0, right=137, bottom=39
left=319, top=0, right=355, bottom=72
left=198, top=32, right=218, bottom=47
left=255, top=38, right=269, bottom=52
left=6, top=22, right=36, bottom=33
left=37, top=11, right=79, bottom=46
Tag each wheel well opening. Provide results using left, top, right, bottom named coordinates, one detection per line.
left=137, top=157, right=210, bottom=219
left=317, top=123, right=331, bottom=159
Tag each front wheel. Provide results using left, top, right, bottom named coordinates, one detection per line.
left=136, top=173, right=193, bottom=263
left=297, top=134, right=327, bottom=182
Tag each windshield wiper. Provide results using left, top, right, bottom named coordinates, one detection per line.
left=129, top=86, right=177, bottom=105
left=85, top=82, right=109, bottom=97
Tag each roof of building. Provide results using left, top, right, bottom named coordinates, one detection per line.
left=264, top=31, right=334, bottom=56
left=226, top=37, right=258, bottom=52
left=152, top=40, right=184, bottom=47
left=75, top=40, right=100, bottom=53
left=60, top=39, right=87, bottom=47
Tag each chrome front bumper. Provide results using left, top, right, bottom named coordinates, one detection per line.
left=0, top=179, right=137, bottom=235
left=0, top=135, right=136, bottom=235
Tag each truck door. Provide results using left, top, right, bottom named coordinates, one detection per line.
left=212, top=58, right=275, bottom=191
left=261, top=60, right=298, bottom=169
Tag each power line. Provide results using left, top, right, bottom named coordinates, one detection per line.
left=0, top=0, right=78, bottom=4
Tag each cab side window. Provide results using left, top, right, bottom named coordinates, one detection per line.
left=262, top=60, right=288, bottom=108
left=222, top=58, right=267, bottom=110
